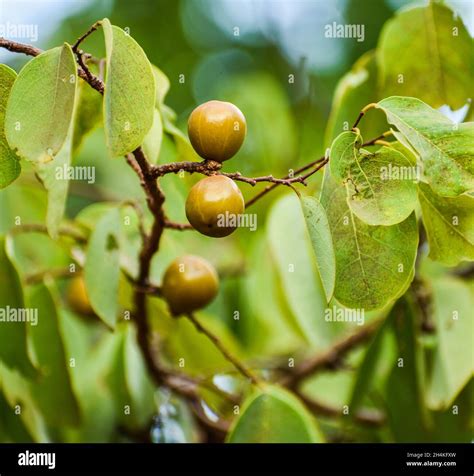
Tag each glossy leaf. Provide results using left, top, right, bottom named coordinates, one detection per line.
left=102, top=18, right=155, bottom=157
left=5, top=44, right=77, bottom=163
left=320, top=169, right=418, bottom=310
left=427, top=277, right=474, bottom=410
left=84, top=208, right=121, bottom=328
left=227, top=385, right=323, bottom=443
left=27, top=281, right=81, bottom=426
left=300, top=196, right=336, bottom=301
left=0, top=65, right=20, bottom=189
left=377, top=3, right=473, bottom=109
left=376, top=96, right=474, bottom=197
left=267, top=194, right=331, bottom=348
left=330, top=130, right=417, bottom=225
left=0, top=236, right=36, bottom=376
left=418, top=182, right=474, bottom=265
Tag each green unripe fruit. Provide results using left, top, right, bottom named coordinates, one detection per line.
left=185, top=175, right=245, bottom=238
left=161, top=255, right=219, bottom=315
left=188, top=100, right=246, bottom=162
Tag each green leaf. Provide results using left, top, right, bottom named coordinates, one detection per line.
left=418, top=182, right=474, bottom=265
left=27, top=281, right=81, bottom=426
left=84, top=208, right=121, bottom=328
left=36, top=112, right=75, bottom=239
left=376, top=96, right=474, bottom=197
left=152, top=64, right=170, bottom=107
left=0, top=236, right=36, bottom=376
left=0, top=64, right=21, bottom=189
left=72, top=78, right=102, bottom=154
left=386, top=298, right=430, bottom=442
left=102, top=18, right=155, bottom=157
left=123, top=324, right=155, bottom=426
left=349, top=314, right=393, bottom=412
left=162, top=116, right=200, bottom=162
left=330, top=130, right=417, bottom=225
left=227, top=385, right=323, bottom=443
left=142, top=108, right=163, bottom=164
left=300, top=196, right=335, bottom=301
left=267, top=194, right=331, bottom=348
left=0, top=385, right=34, bottom=442
left=377, top=3, right=473, bottom=109
left=325, top=50, right=385, bottom=145
left=427, top=277, right=474, bottom=410
left=5, top=44, right=77, bottom=163
left=320, top=169, right=418, bottom=310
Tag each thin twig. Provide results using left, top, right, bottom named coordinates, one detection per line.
left=280, top=319, right=383, bottom=388
left=186, top=313, right=261, bottom=386
left=71, top=21, right=102, bottom=52
left=295, top=391, right=385, bottom=427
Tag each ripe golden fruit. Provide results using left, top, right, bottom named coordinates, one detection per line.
left=161, top=255, right=219, bottom=315
left=185, top=175, right=245, bottom=238
left=188, top=100, right=246, bottom=162
left=67, top=276, right=94, bottom=316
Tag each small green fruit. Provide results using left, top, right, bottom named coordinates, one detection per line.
left=161, top=255, right=219, bottom=315
left=188, top=100, right=246, bottom=162
left=185, top=175, right=245, bottom=238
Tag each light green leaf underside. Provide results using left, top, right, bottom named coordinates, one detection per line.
left=320, top=168, right=418, bottom=310
left=0, top=236, right=36, bottom=376
left=330, top=130, right=418, bottom=225
left=267, top=194, right=331, bottom=348
left=376, top=96, right=474, bottom=197
left=102, top=18, right=155, bottom=157
left=300, top=196, right=335, bottom=301
left=427, top=277, right=474, bottom=410
left=27, top=281, right=81, bottom=426
left=418, top=182, right=474, bottom=265
left=152, top=64, right=170, bottom=107
left=5, top=44, right=77, bottom=163
left=36, top=94, right=77, bottom=239
left=142, top=108, right=163, bottom=164
left=0, top=65, right=20, bottom=189
left=227, top=385, right=323, bottom=443
left=84, top=208, right=121, bottom=328
left=377, top=2, right=473, bottom=109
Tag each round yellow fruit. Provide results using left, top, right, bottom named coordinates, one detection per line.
left=188, top=100, right=246, bottom=162
left=185, top=175, right=245, bottom=238
left=161, top=255, right=219, bottom=315
left=67, top=276, right=94, bottom=316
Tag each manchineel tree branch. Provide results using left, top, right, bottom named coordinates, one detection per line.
left=280, top=318, right=384, bottom=389
left=186, top=312, right=261, bottom=386
left=0, top=34, right=392, bottom=437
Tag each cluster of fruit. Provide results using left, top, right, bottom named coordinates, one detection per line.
left=69, top=100, right=247, bottom=317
